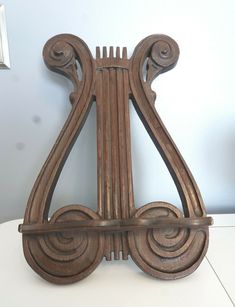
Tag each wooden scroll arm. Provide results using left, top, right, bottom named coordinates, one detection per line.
left=21, top=36, right=105, bottom=285
left=24, top=34, right=95, bottom=224
left=129, top=35, right=206, bottom=218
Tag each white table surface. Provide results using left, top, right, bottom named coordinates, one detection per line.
left=0, top=214, right=234, bottom=307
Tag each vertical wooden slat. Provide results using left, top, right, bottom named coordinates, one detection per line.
left=96, top=47, right=100, bottom=59
left=110, top=69, right=121, bottom=220
left=110, top=68, right=121, bottom=259
left=103, top=46, right=107, bottom=58
left=122, top=47, right=127, bottom=59
left=96, top=70, right=104, bottom=217
left=104, top=68, right=112, bottom=260
left=117, top=69, right=128, bottom=219
left=123, top=68, right=135, bottom=216
left=116, top=47, right=120, bottom=59
left=109, top=46, right=114, bottom=58
left=103, top=69, right=112, bottom=220
left=116, top=68, right=129, bottom=259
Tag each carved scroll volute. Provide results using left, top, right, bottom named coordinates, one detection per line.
left=22, top=35, right=104, bottom=284
left=128, top=35, right=209, bottom=279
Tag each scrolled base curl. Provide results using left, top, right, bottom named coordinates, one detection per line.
left=128, top=202, right=209, bottom=279
left=22, top=205, right=104, bottom=284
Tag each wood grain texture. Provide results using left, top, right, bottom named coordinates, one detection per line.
left=19, top=34, right=212, bottom=284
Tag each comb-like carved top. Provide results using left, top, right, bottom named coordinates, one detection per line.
left=96, top=46, right=129, bottom=70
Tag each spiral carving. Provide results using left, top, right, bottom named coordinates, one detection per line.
left=144, top=36, right=179, bottom=85
left=150, top=39, right=179, bottom=70
left=23, top=205, right=104, bottom=284
left=128, top=202, right=208, bottom=279
left=44, top=40, right=75, bottom=68
left=42, top=34, right=94, bottom=104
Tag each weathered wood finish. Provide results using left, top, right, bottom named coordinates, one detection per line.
left=19, top=34, right=212, bottom=284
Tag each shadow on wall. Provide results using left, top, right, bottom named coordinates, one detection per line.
left=202, top=118, right=235, bottom=214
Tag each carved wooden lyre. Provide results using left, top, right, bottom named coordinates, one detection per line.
left=19, top=34, right=213, bottom=284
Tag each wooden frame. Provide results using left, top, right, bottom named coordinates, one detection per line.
left=0, top=4, right=10, bottom=69
left=19, top=34, right=212, bottom=284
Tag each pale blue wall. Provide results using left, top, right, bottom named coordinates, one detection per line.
left=1, top=0, right=235, bottom=222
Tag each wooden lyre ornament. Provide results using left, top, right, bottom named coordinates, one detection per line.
left=19, top=34, right=213, bottom=284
